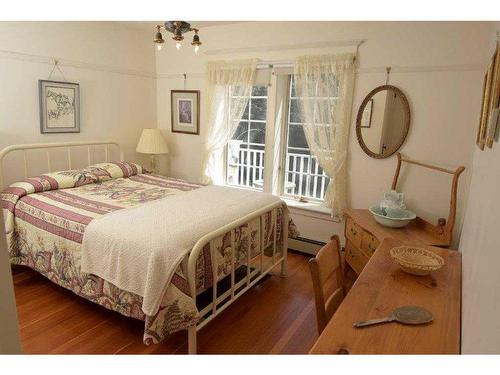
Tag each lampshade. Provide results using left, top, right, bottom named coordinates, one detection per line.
left=136, top=129, right=169, bottom=155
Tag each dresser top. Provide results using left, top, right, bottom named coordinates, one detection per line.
left=344, top=208, right=449, bottom=247
left=310, top=237, right=461, bottom=354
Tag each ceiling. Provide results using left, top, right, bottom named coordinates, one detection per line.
left=117, top=21, right=242, bottom=33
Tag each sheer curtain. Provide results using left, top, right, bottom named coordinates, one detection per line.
left=294, top=53, right=355, bottom=217
left=201, top=59, right=257, bottom=184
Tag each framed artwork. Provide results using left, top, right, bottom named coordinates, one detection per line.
left=171, top=90, right=200, bottom=135
left=476, top=62, right=494, bottom=150
left=486, top=42, right=500, bottom=148
left=39, top=80, right=80, bottom=134
left=360, top=99, right=373, bottom=128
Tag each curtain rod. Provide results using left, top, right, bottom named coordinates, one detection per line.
left=257, top=60, right=294, bottom=69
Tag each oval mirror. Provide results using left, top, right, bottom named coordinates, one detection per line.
left=356, top=85, right=411, bottom=158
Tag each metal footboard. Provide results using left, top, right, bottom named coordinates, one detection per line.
left=186, top=201, right=289, bottom=354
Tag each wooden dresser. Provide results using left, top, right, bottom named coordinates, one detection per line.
left=344, top=208, right=450, bottom=276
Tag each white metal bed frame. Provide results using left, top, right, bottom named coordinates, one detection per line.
left=0, top=140, right=288, bottom=354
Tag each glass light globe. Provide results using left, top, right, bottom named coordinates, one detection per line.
left=194, top=45, right=200, bottom=54
left=176, top=41, right=182, bottom=50
left=156, top=44, right=163, bottom=51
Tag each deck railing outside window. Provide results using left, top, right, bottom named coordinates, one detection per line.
left=227, top=143, right=265, bottom=189
left=284, top=147, right=330, bottom=200
left=227, top=142, right=329, bottom=200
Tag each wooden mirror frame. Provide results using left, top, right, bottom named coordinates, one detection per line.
left=355, top=85, right=411, bottom=159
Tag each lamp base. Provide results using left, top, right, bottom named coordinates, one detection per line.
left=149, top=154, right=157, bottom=174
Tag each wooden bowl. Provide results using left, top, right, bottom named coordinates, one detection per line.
left=390, top=246, right=444, bottom=276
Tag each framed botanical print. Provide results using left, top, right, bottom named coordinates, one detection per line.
left=171, top=90, right=200, bottom=135
left=39, top=80, right=80, bottom=134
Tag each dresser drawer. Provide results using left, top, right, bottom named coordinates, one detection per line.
left=345, top=217, right=362, bottom=249
left=360, top=230, right=380, bottom=257
left=345, top=241, right=369, bottom=275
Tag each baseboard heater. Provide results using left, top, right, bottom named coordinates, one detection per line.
left=288, top=236, right=326, bottom=256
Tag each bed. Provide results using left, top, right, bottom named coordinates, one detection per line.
left=0, top=141, right=296, bottom=354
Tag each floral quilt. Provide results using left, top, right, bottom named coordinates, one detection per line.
left=1, top=162, right=297, bottom=344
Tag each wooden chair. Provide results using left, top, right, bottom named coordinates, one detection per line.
left=309, top=235, right=345, bottom=334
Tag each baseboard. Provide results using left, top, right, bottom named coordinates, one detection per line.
left=288, top=237, right=326, bottom=256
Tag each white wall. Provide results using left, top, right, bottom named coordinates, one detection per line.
left=0, top=22, right=157, bottom=185
left=460, top=22, right=500, bottom=354
left=156, top=21, right=492, bottom=244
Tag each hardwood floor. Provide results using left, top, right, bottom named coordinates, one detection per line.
left=13, top=251, right=319, bottom=354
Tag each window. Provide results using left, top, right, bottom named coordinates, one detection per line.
left=226, top=86, right=268, bottom=190
left=224, top=74, right=331, bottom=203
left=283, top=77, right=330, bottom=201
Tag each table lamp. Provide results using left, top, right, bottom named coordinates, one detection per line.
left=136, top=128, right=169, bottom=173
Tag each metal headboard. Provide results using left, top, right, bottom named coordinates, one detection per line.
left=0, top=140, right=123, bottom=189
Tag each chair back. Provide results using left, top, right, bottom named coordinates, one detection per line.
left=309, top=235, right=345, bottom=334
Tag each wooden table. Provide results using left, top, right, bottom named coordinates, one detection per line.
left=310, top=238, right=461, bottom=354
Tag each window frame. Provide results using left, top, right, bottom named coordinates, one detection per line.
left=223, top=71, right=330, bottom=206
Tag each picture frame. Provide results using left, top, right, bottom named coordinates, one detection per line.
left=39, top=80, right=80, bottom=134
left=476, top=63, right=493, bottom=150
left=360, top=98, right=373, bottom=128
left=486, top=42, right=500, bottom=148
left=171, top=90, right=200, bottom=135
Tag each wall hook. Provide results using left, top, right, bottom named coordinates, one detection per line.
left=385, top=66, right=391, bottom=85
left=48, top=57, right=67, bottom=81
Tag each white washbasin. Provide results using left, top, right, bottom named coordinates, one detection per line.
left=369, top=205, right=416, bottom=228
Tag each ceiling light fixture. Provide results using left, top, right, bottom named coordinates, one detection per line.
left=153, top=21, right=202, bottom=53
left=153, top=25, right=165, bottom=51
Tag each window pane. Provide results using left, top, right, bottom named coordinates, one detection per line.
left=250, top=98, right=267, bottom=121
left=232, top=121, right=249, bottom=142
left=290, top=78, right=296, bottom=97
left=250, top=122, right=266, bottom=145
left=288, top=124, right=308, bottom=149
left=241, top=103, right=249, bottom=120
left=289, top=99, right=301, bottom=123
